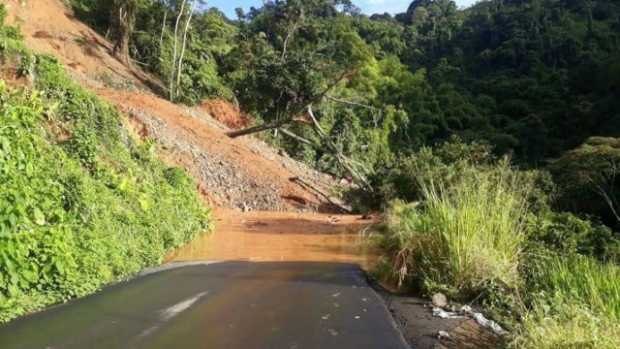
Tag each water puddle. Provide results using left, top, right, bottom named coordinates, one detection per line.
left=168, top=209, right=380, bottom=270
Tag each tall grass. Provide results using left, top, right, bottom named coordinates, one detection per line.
left=512, top=254, right=620, bottom=348
left=383, top=159, right=531, bottom=298
left=378, top=146, right=620, bottom=347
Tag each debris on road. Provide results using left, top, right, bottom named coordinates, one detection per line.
left=432, top=293, right=448, bottom=308
left=432, top=305, right=507, bottom=336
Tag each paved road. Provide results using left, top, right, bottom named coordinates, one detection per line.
left=0, top=262, right=408, bottom=349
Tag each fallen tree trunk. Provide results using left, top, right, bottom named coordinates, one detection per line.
left=279, top=128, right=318, bottom=147
left=290, top=177, right=352, bottom=213
left=226, top=118, right=292, bottom=138
left=306, top=105, right=373, bottom=191
left=227, top=71, right=350, bottom=138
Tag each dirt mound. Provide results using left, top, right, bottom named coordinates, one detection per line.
left=198, top=99, right=252, bottom=130
left=99, top=88, right=343, bottom=212
left=5, top=0, right=159, bottom=91
left=4, top=0, right=345, bottom=213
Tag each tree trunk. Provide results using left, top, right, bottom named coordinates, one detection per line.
left=159, top=10, right=168, bottom=53
left=176, top=0, right=195, bottom=98
left=306, top=105, right=373, bottom=191
left=169, top=0, right=188, bottom=100
left=227, top=118, right=293, bottom=138
left=227, top=71, right=350, bottom=138
left=112, top=4, right=133, bottom=65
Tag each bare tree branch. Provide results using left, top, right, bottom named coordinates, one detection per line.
left=169, top=0, right=187, bottom=100
left=279, top=128, right=318, bottom=147
left=307, top=105, right=373, bottom=191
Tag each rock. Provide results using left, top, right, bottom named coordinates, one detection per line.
left=437, top=330, right=451, bottom=340
left=432, top=293, right=448, bottom=308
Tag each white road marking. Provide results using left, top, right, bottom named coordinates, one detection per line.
left=159, top=291, right=209, bottom=321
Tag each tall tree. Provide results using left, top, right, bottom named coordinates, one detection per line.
left=111, top=0, right=142, bottom=64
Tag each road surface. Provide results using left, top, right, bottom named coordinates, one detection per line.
left=0, top=261, right=409, bottom=349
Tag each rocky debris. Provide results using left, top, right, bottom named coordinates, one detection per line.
left=432, top=293, right=448, bottom=308
left=186, top=103, right=347, bottom=211
left=382, top=293, right=501, bottom=349
left=8, top=0, right=345, bottom=213
left=432, top=305, right=507, bottom=336
left=437, top=330, right=451, bottom=340
left=127, top=108, right=287, bottom=212
left=120, top=102, right=345, bottom=213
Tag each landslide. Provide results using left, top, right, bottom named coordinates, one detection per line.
left=5, top=0, right=343, bottom=213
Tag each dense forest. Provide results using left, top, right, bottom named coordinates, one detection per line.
left=71, top=0, right=619, bottom=225
left=2, top=0, right=619, bottom=347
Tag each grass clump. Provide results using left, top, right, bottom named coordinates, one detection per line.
left=382, top=158, right=531, bottom=300
left=378, top=140, right=620, bottom=347
left=512, top=254, right=620, bottom=349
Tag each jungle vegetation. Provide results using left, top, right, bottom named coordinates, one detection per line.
left=5, top=0, right=620, bottom=346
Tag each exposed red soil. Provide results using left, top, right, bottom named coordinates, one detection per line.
left=5, top=0, right=159, bottom=90
left=5, top=0, right=342, bottom=213
left=198, top=99, right=252, bottom=130
left=97, top=88, right=337, bottom=212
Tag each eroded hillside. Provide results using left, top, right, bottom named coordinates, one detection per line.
left=4, top=0, right=344, bottom=212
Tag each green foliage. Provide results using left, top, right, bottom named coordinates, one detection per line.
left=527, top=211, right=620, bottom=263
left=373, top=137, right=494, bottom=205
left=0, top=44, right=210, bottom=322
left=550, top=137, right=620, bottom=228
left=152, top=7, right=237, bottom=103
left=226, top=1, right=372, bottom=123
left=513, top=253, right=620, bottom=349
left=380, top=159, right=532, bottom=300
left=376, top=139, right=620, bottom=347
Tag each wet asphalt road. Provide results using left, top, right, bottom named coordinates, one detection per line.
left=0, top=262, right=408, bottom=349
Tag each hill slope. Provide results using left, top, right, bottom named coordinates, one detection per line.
left=5, top=0, right=343, bottom=213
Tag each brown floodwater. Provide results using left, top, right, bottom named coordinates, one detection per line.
left=169, top=209, right=380, bottom=271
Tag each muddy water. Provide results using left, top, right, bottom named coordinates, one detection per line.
left=169, top=209, right=380, bottom=270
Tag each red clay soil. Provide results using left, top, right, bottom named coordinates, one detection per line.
left=5, top=0, right=159, bottom=90
left=5, top=0, right=341, bottom=213
left=198, top=99, right=252, bottom=130
left=97, top=88, right=337, bottom=212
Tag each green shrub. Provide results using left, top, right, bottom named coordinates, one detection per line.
left=0, top=49, right=211, bottom=322
left=381, top=159, right=531, bottom=300
left=550, top=137, right=620, bottom=229
left=527, top=211, right=620, bottom=263
left=376, top=137, right=494, bottom=205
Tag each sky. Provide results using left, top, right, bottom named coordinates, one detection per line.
left=206, top=0, right=479, bottom=19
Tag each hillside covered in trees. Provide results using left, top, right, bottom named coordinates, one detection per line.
left=2, top=0, right=619, bottom=347
left=71, top=0, right=619, bottom=220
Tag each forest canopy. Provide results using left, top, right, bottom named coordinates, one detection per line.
left=67, top=0, right=620, bottom=226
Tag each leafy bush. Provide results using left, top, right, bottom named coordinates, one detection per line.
left=380, top=159, right=532, bottom=300
left=527, top=211, right=620, bottom=263
left=0, top=38, right=210, bottom=321
left=550, top=137, right=620, bottom=229
left=375, top=137, right=494, bottom=204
